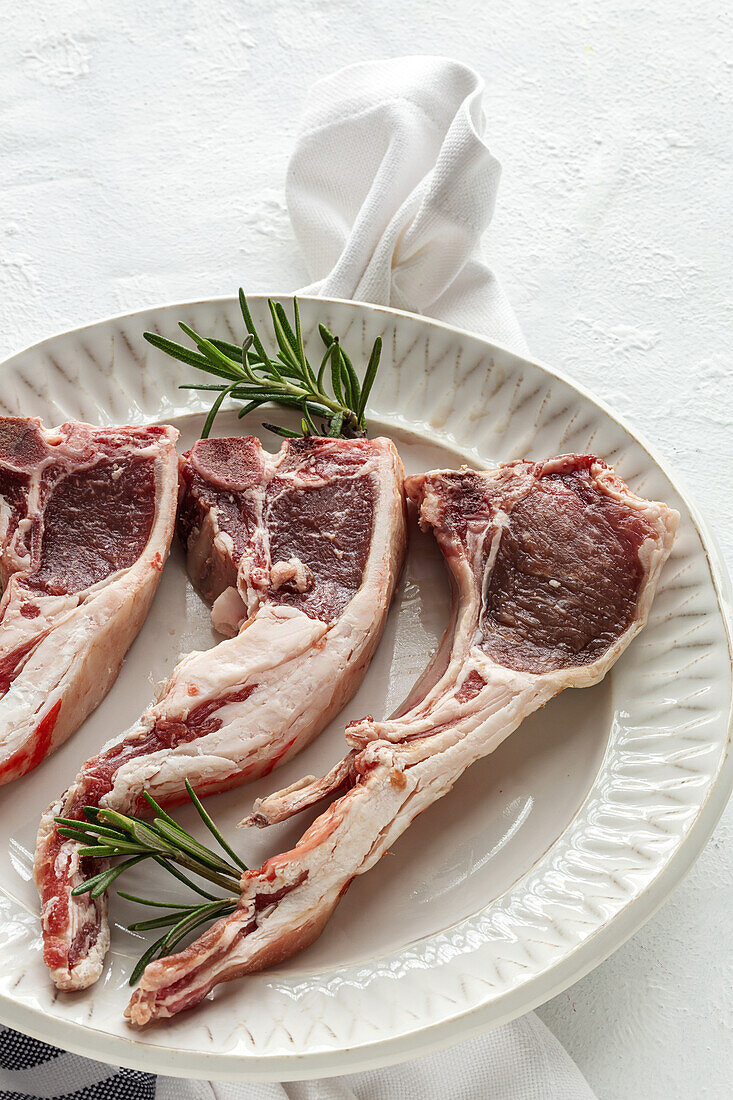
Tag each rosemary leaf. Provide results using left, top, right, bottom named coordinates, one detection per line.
left=268, top=300, right=301, bottom=375
left=239, top=290, right=273, bottom=370
left=56, top=825, right=108, bottom=845
left=262, top=422, right=301, bottom=439
left=292, top=298, right=319, bottom=390
left=143, top=332, right=226, bottom=374
left=273, top=302, right=300, bottom=357
left=178, top=384, right=254, bottom=395
left=201, top=380, right=242, bottom=439
left=236, top=397, right=270, bottom=419
left=339, top=346, right=361, bottom=413
left=328, top=412, right=344, bottom=438
left=129, top=933, right=170, bottom=986
left=141, top=791, right=178, bottom=826
left=300, top=402, right=318, bottom=437
left=330, top=337, right=345, bottom=404
left=339, top=348, right=353, bottom=411
left=316, top=341, right=334, bottom=389
left=117, top=892, right=202, bottom=910
left=184, top=780, right=248, bottom=871
left=357, top=335, right=382, bottom=423
left=77, top=843, right=144, bottom=859
left=318, top=322, right=335, bottom=348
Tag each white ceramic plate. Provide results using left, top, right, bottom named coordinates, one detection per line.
left=0, top=298, right=730, bottom=1081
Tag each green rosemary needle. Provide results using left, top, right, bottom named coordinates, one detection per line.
left=143, top=293, right=383, bottom=440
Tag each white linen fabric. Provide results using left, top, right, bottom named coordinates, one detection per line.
left=1, top=56, right=595, bottom=1100
left=288, top=56, right=528, bottom=354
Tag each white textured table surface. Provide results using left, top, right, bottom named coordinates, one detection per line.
left=1, top=2, right=731, bottom=1097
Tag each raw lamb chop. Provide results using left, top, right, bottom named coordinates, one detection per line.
left=0, top=417, right=178, bottom=786
left=36, top=434, right=406, bottom=991
left=125, top=453, right=678, bottom=1025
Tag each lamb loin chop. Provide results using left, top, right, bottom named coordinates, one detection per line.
left=35, top=434, right=406, bottom=991
left=125, top=453, right=678, bottom=1026
left=0, top=417, right=178, bottom=786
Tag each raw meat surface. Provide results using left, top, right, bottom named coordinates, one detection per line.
left=478, top=462, right=652, bottom=672
left=124, top=454, right=678, bottom=1025
left=0, top=417, right=178, bottom=786
left=35, top=434, right=406, bottom=991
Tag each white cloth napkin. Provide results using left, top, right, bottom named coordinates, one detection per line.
left=287, top=55, right=528, bottom=355
left=0, top=56, right=595, bottom=1100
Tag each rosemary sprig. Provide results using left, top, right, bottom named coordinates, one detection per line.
left=54, top=780, right=244, bottom=984
left=143, top=293, right=383, bottom=440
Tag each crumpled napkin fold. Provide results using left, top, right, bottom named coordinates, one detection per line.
left=287, top=56, right=527, bottom=354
